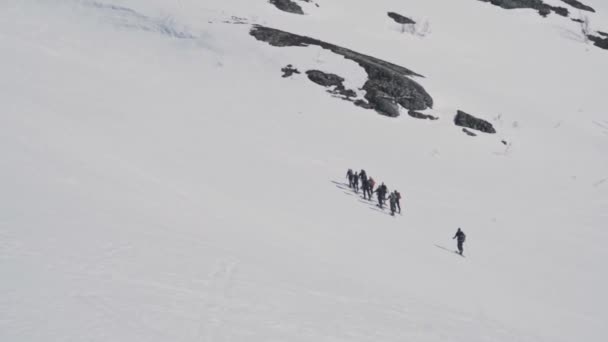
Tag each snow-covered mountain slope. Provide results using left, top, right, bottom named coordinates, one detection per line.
left=1, top=0, right=607, bottom=341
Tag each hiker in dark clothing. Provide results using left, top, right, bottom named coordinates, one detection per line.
left=359, top=171, right=367, bottom=188
left=367, top=177, right=375, bottom=200
left=361, top=178, right=370, bottom=200
left=352, top=172, right=360, bottom=192
left=453, top=228, right=466, bottom=255
left=394, top=190, right=402, bottom=213
left=380, top=183, right=388, bottom=203
left=388, top=191, right=397, bottom=216
left=374, top=182, right=388, bottom=208
left=346, top=169, right=354, bottom=188
left=359, top=172, right=368, bottom=196
left=375, top=189, right=384, bottom=208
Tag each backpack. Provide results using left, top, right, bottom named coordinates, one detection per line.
left=457, top=231, right=466, bottom=242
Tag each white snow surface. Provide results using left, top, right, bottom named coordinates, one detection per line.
left=1, top=0, right=607, bottom=341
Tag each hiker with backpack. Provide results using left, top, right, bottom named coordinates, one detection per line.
left=346, top=169, right=354, bottom=188
left=388, top=191, right=398, bottom=216
left=374, top=182, right=388, bottom=208
left=367, top=177, right=375, bottom=200
left=359, top=170, right=367, bottom=189
left=359, top=171, right=368, bottom=198
left=453, top=228, right=466, bottom=255
left=352, top=172, right=360, bottom=193
left=361, top=177, right=370, bottom=200
left=359, top=169, right=367, bottom=183
left=394, top=190, right=402, bottom=213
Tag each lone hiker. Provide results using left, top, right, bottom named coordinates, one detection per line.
left=346, top=169, right=354, bottom=188
left=453, top=228, right=466, bottom=255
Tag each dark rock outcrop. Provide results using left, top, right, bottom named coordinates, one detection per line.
left=359, top=64, right=431, bottom=113
left=598, top=31, right=608, bottom=38
left=571, top=18, right=584, bottom=23
left=454, top=110, right=496, bottom=134
left=365, top=90, right=400, bottom=117
left=306, top=70, right=344, bottom=87
left=388, top=12, right=416, bottom=25
left=269, top=0, right=304, bottom=15
left=281, top=64, right=300, bottom=77
left=250, top=25, right=433, bottom=117
left=306, top=70, right=357, bottom=99
left=408, top=110, right=438, bottom=120
left=354, top=99, right=373, bottom=109
left=340, top=89, right=357, bottom=98
left=478, top=0, right=569, bottom=17
left=560, top=0, right=595, bottom=13
left=587, top=34, right=608, bottom=50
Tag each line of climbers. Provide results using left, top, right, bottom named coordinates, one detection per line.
left=346, top=169, right=467, bottom=255
left=346, top=168, right=402, bottom=216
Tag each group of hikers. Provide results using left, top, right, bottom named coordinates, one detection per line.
left=345, top=169, right=467, bottom=256
left=346, top=168, right=402, bottom=216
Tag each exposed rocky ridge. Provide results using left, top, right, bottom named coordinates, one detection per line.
left=269, top=0, right=304, bottom=15
left=560, top=0, right=595, bottom=13
left=478, top=0, right=569, bottom=17
left=587, top=33, right=608, bottom=50
left=366, top=92, right=401, bottom=117
left=281, top=64, right=300, bottom=77
left=305, top=70, right=357, bottom=99
left=478, top=1, right=607, bottom=51
left=388, top=12, right=416, bottom=25
left=306, top=70, right=344, bottom=88
left=354, top=99, right=373, bottom=110
left=250, top=25, right=433, bottom=117
left=454, top=110, right=496, bottom=134
left=408, top=110, right=438, bottom=120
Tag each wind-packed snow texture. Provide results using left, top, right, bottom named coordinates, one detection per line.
left=1, top=0, right=607, bottom=341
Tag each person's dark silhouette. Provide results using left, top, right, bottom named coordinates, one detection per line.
left=346, top=169, right=354, bottom=188
left=374, top=183, right=388, bottom=208
left=394, top=190, right=402, bottom=213
left=367, top=177, right=375, bottom=200
left=388, top=192, right=397, bottom=216
left=453, top=228, right=466, bottom=255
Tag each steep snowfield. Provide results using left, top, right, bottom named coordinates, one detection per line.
left=1, top=0, right=607, bottom=341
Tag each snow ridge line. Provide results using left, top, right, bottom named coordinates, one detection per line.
left=86, top=0, right=195, bottom=39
